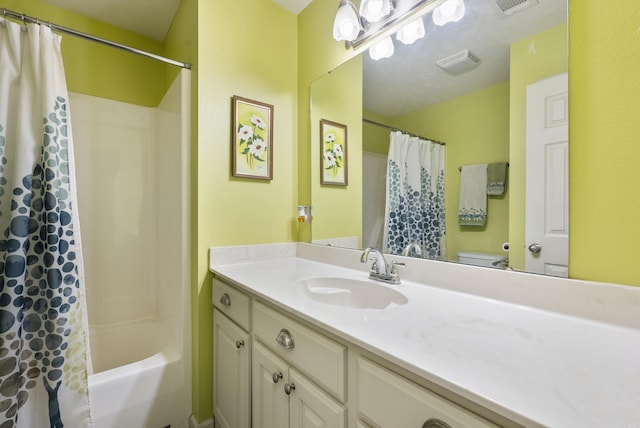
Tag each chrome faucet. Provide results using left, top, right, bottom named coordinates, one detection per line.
left=361, top=247, right=389, bottom=276
left=401, top=243, right=422, bottom=258
left=361, top=247, right=403, bottom=285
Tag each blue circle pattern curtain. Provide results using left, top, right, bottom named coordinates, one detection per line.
left=0, top=19, right=92, bottom=427
left=383, top=131, right=446, bottom=260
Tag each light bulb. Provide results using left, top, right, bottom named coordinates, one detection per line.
left=360, top=0, right=392, bottom=23
left=367, top=0, right=383, bottom=14
left=369, top=36, right=394, bottom=60
left=396, top=18, right=425, bottom=45
left=333, top=0, right=361, bottom=42
left=432, top=0, right=465, bottom=26
left=440, top=2, right=457, bottom=16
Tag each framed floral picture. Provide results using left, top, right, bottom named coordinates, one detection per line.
left=232, top=95, right=274, bottom=180
left=320, top=119, right=348, bottom=186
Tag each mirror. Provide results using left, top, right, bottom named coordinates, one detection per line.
left=310, top=0, right=568, bottom=275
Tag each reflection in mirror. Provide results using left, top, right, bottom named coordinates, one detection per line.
left=311, top=0, right=568, bottom=276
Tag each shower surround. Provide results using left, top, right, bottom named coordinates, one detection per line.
left=71, top=71, right=191, bottom=428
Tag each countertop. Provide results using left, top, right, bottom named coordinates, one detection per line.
left=209, top=243, right=640, bottom=427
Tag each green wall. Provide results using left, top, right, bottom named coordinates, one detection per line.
left=569, top=3, right=640, bottom=286
left=509, top=24, right=568, bottom=271
left=363, top=110, right=395, bottom=155
left=194, top=0, right=299, bottom=421
left=391, top=82, right=510, bottom=261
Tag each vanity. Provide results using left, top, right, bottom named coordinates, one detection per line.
left=210, top=243, right=640, bottom=428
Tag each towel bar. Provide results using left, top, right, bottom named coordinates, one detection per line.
left=458, top=162, right=509, bottom=172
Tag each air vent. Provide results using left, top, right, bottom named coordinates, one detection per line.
left=436, top=49, right=480, bottom=76
left=494, top=0, right=539, bottom=17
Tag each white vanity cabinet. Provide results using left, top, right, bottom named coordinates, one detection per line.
left=212, top=278, right=252, bottom=428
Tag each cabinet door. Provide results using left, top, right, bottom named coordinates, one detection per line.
left=253, top=341, right=290, bottom=428
left=288, top=368, right=346, bottom=428
left=213, top=310, right=250, bottom=428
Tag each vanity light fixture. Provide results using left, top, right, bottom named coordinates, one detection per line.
left=369, top=36, right=395, bottom=60
left=333, top=0, right=361, bottom=42
left=359, top=0, right=393, bottom=23
left=334, top=0, right=445, bottom=49
left=432, top=0, right=465, bottom=26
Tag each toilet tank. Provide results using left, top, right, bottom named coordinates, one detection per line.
left=457, top=252, right=507, bottom=269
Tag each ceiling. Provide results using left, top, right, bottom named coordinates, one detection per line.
left=39, top=0, right=312, bottom=40
left=363, top=0, right=567, bottom=117
left=40, top=0, right=181, bottom=41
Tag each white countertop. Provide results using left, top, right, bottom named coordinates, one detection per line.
left=209, top=243, right=640, bottom=428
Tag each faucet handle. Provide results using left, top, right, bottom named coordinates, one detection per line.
left=390, top=260, right=405, bottom=275
left=360, top=247, right=373, bottom=263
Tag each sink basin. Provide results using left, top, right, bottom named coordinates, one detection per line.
left=300, top=277, right=408, bottom=309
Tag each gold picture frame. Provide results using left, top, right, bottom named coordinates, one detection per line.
left=232, top=95, right=274, bottom=180
left=320, top=119, right=348, bottom=186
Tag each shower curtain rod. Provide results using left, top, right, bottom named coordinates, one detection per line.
left=362, top=118, right=446, bottom=146
left=1, top=8, right=191, bottom=69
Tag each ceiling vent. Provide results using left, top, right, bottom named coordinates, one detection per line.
left=436, top=49, right=481, bottom=76
left=494, top=0, right=539, bottom=17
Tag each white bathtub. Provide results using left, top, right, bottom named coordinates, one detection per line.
left=88, top=320, right=187, bottom=428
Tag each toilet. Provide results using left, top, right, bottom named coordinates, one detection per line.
left=457, top=252, right=507, bottom=269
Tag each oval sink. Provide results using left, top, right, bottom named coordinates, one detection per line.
left=300, top=277, right=408, bottom=309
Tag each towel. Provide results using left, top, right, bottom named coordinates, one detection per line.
left=458, top=164, right=487, bottom=226
left=487, top=162, right=508, bottom=196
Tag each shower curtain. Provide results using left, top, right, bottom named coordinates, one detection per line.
left=383, top=131, right=446, bottom=259
left=0, top=19, right=92, bottom=427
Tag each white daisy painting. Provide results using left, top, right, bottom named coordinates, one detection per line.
left=320, top=119, right=348, bottom=186
left=232, top=96, right=274, bottom=180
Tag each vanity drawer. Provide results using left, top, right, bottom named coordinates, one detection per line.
left=357, top=357, right=498, bottom=428
left=212, top=278, right=251, bottom=331
left=253, top=301, right=346, bottom=401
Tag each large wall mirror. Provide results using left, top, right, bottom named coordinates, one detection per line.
left=310, top=0, right=568, bottom=276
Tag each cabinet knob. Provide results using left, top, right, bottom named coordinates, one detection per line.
left=284, top=382, right=296, bottom=395
left=235, top=339, right=245, bottom=349
left=219, top=293, right=231, bottom=307
left=272, top=372, right=283, bottom=384
left=422, top=419, right=452, bottom=428
left=275, top=328, right=295, bottom=350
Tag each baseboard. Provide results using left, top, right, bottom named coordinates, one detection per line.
left=189, top=415, right=214, bottom=428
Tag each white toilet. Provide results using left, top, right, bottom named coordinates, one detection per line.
left=457, top=252, right=507, bottom=269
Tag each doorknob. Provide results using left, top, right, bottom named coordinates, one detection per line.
left=528, top=243, right=542, bottom=254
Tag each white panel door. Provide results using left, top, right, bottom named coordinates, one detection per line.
left=253, top=341, right=290, bottom=428
left=525, top=73, right=569, bottom=277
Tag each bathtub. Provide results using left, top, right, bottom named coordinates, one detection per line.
left=88, top=320, right=188, bottom=428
